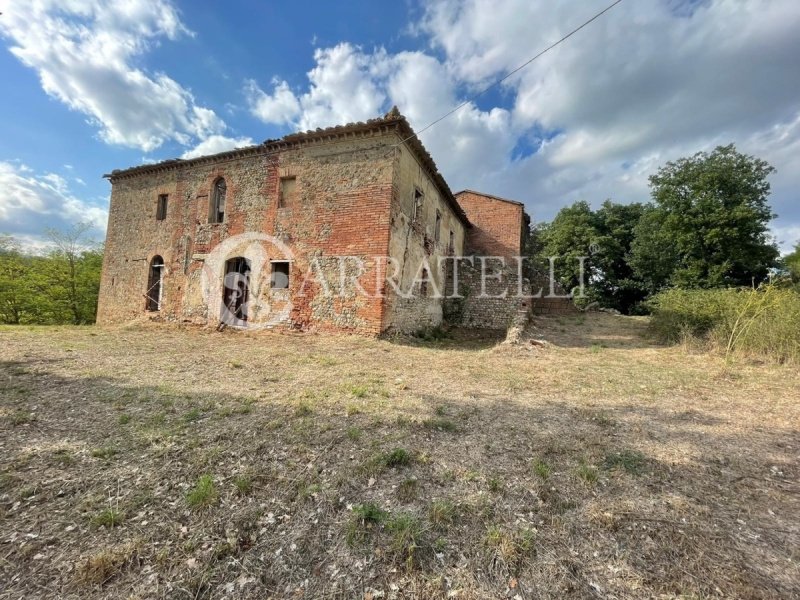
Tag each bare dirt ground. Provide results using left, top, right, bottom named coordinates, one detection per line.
left=0, top=314, right=798, bottom=599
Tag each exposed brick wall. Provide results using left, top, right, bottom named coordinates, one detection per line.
left=382, top=144, right=468, bottom=332
left=455, top=191, right=527, bottom=262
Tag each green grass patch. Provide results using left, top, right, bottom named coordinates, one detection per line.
left=9, top=411, right=36, bottom=426
left=421, top=418, right=458, bottom=432
left=186, top=474, right=217, bottom=509
left=396, top=478, right=419, bottom=503
left=346, top=502, right=388, bottom=545
left=429, top=499, right=456, bottom=527
left=532, top=460, right=551, bottom=479
left=233, top=475, right=252, bottom=496
left=603, top=449, right=646, bottom=475
left=92, top=508, right=124, bottom=528
left=91, top=447, right=118, bottom=460
left=576, top=462, right=599, bottom=484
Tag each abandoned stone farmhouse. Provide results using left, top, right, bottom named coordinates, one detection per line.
left=97, top=109, right=535, bottom=335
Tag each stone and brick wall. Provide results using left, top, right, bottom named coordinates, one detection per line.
left=443, top=258, right=532, bottom=331
left=98, top=113, right=470, bottom=336
left=98, top=132, right=397, bottom=335
left=97, top=111, right=543, bottom=336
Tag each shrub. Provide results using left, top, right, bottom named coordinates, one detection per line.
left=649, top=285, right=800, bottom=364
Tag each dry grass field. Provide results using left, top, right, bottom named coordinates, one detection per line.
left=0, top=314, right=798, bottom=599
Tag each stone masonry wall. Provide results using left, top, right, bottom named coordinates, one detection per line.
left=444, top=258, right=532, bottom=330
left=382, top=144, right=468, bottom=332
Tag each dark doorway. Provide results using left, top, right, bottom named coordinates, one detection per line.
left=146, top=256, right=164, bottom=311
left=222, top=257, right=250, bottom=325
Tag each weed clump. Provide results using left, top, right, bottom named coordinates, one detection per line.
left=532, top=460, right=551, bottom=480
left=186, top=474, right=217, bottom=509
left=92, top=508, right=124, bottom=528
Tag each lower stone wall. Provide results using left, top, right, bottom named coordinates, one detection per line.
left=444, top=258, right=532, bottom=330
left=532, top=297, right=579, bottom=315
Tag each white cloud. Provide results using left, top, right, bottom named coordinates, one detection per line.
left=0, top=161, right=108, bottom=246
left=180, top=135, right=256, bottom=159
left=0, top=0, right=226, bottom=152
left=246, top=44, right=517, bottom=189
left=247, top=43, right=391, bottom=131
left=245, top=79, right=301, bottom=126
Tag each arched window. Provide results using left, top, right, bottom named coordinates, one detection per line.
left=210, top=178, right=226, bottom=223
left=146, top=255, right=164, bottom=311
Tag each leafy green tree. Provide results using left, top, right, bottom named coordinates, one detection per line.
left=784, top=242, right=800, bottom=284
left=0, top=237, right=28, bottom=324
left=0, top=227, right=103, bottom=325
left=537, top=200, right=600, bottom=298
left=536, top=200, right=648, bottom=312
left=592, top=201, right=649, bottom=313
left=46, top=223, right=100, bottom=324
left=630, top=144, right=779, bottom=291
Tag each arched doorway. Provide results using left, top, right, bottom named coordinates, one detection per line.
left=146, top=256, right=164, bottom=311
left=222, top=256, right=250, bottom=326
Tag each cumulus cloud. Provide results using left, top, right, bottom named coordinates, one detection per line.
left=0, top=161, right=108, bottom=246
left=0, top=0, right=226, bottom=152
left=246, top=43, right=391, bottom=131
left=418, top=0, right=800, bottom=248
left=245, top=44, right=516, bottom=188
left=180, top=135, right=255, bottom=159
left=245, top=79, right=302, bottom=126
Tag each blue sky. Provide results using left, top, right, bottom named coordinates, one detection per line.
left=2, top=0, right=799, bottom=252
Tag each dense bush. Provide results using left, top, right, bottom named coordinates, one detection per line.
left=649, top=285, right=800, bottom=364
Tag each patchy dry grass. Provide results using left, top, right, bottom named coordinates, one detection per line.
left=0, top=314, right=798, bottom=598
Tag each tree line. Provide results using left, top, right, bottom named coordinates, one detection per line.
left=0, top=224, right=103, bottom=325
left=531, top=144, right=800, bottom=313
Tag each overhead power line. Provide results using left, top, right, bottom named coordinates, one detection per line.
left=392, top=0, right=625, bottom=149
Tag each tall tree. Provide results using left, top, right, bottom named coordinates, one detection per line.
left=537, top=201, right=600, bottom=298
left=537, top=200, right=648, bottom=312
left=630, top=144, right=779, bottom=291
left=592, top=201, right=648, bottom=313
left=46, top=222, right=98, bottom=324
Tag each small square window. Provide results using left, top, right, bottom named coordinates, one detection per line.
left=271, top=261, right=290, bottom=289
left=156, top=194, right=168, bottom=220
left=279, top=177, right=297, bottom=208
